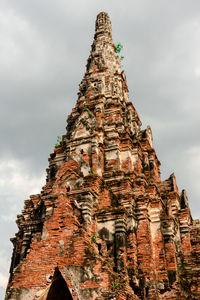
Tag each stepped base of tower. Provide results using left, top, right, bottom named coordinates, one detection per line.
left=5, top=158, right=200, bottom=299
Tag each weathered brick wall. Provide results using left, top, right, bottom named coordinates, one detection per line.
left=5, top=12, right=200, bottom=300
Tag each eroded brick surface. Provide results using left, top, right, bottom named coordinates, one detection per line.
left=5, top=12, right=200, bottom=300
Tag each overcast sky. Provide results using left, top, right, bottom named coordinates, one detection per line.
left=1, top=0, right=200, bottom=297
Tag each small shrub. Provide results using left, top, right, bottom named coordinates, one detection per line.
left=112, top=282, right=120, bottom=289
left=55, top=136, right=62, bottom=148
left=115, top=43, right=123, bottom=53
left=91, top=233, right=99, bottom=243
left=83, top=106, right=92, bottom=117
left=90, top=167, right=96, bottom=175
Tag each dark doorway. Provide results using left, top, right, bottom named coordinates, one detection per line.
left=46, top=267, right=73, bottom=300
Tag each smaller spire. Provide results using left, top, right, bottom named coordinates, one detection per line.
left=95, top=12, right=112, bottom=39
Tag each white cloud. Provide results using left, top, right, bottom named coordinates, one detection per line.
left=0, top=250, right=10, bottom=288
left=0, top=158, right=45, bottom=223
left=0, top=158, right=46, bottom=296
left=0, top=273, right=8, bottom=288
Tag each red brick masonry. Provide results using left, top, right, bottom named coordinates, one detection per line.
left=5, top=12, right=200, bottom=300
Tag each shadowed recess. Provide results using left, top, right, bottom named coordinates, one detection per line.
left=40, top=267, right=73, bottom=300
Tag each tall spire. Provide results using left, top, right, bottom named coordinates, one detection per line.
left=95, top=12, right=112, bottom=40
left=77, top=12, right=128, bottom=112
left=85, top=12, right=120, bottom=75
left=6, top=12, right=200, bottom=300
left=65, top=12, right=141, bottom=179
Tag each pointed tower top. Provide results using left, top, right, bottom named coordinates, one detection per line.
left=95, top=12, right=112, bottom=39
left=84, top=12, right=120, bottom=75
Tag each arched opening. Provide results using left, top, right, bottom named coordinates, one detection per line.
left=39, top=267, right=73, bottom=300
left=47, top=267, right=73, bottom=300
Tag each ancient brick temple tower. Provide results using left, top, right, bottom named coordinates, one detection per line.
left=5, top=12, right=200, bottom=300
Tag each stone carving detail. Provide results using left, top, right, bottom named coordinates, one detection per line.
left=71, top=111, right=96, bottom=140
left=112, top=78, right=120, bottom=96
left=180, top=189, right=189, bottom=209
left=105, top=76, right=110, bottom=94
left=79, top=79, right=89, bottom=96
left=115, top=219, right=127, bottom=271
left=143, top=152, right=149, bottom=170
left=95, top=12, right=112, bottom=36
left=92, top=79, right=103, bottom=95
left=76, top=193, right=94, bottom=223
